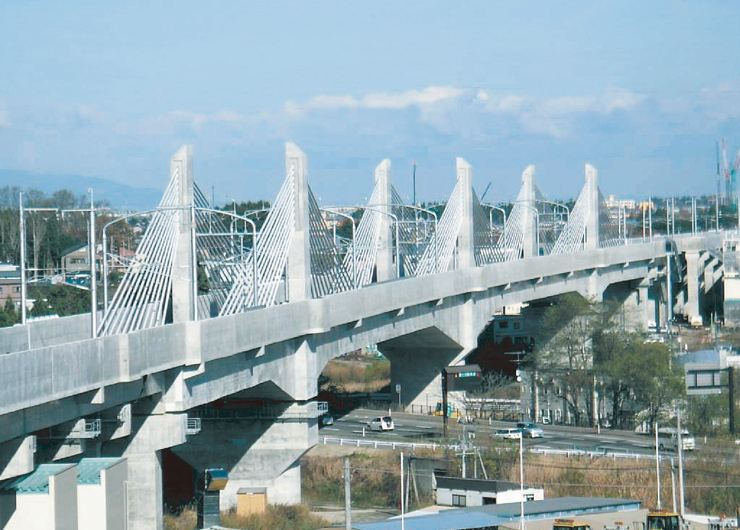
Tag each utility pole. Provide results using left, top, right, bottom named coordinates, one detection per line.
left=19, top=192, right=26, bottom=325
left=717, top=140, right=722, bottom=231
left=670, top=458, right=677, bottom=512
left=412, top=160, right=417, bottom=206
left=677, top=409, right=685, bottom=516
left=655, top=423, right=661, bottom=509
left=344, top=457, right=351, bottom=530
left=442, top=368, right=448, bottom=438
left=729, top=366, right=735, bottom=435
left=400, top=452, right=405, bottom=530
left=519, top=433, right=526, bottom=530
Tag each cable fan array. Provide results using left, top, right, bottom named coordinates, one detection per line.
left=551, top=182, right=623, bottom=255
left=219, top=166, right=296, bottom=316
left=98, top=169, right=182, bottom=336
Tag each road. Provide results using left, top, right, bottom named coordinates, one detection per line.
left=320, top=408, right=662, bottom=456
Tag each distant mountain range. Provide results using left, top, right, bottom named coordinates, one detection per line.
left=0, top=169, right=162, bottom=210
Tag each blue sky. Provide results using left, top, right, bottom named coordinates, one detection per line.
left=2, top=1, right=740, bottom=206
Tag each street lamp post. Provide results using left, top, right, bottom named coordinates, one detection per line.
left=320, top=208, right=357, bottom=289
left=19, top=193, right=59, bottom=325
left=360, top=205, right=401, bottom=278
left=394, top=204, right=439, bottom=273
left=61, top=189, right=98, bottom=336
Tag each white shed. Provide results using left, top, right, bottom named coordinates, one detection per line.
left=0, top=463, right=78, bottom=530
left=436, top=477, right=544, bottom=507
left=77, top=458, right=127, bottom=530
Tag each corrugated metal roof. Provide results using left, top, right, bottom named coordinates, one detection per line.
left=436, top=476, right=523, bottom=494
left=77, top=458, right=124, bottom=485
left=355, top=510, right=506, bottom=530
left=475, top=496, right=640, bottom=518
left=354, top=497, right=641, bottom=530
left=446, top=364, right=481, bottom=374
left=0, top=464, right=74, bottom=494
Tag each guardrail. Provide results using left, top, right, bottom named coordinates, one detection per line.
left=319, top=436, right=443, bottom=452
left=530, top=446, right=654, bottom=460
left=319, top=436, right=661, bottom=461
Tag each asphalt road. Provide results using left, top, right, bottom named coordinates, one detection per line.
left=320, top=407, right=662, bottom=456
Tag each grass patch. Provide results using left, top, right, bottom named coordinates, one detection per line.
left=164, top=504, right=326, bottom=530
left=221, top=504, right=327, bottom=530
left=320, top=355, right=390, bottom=392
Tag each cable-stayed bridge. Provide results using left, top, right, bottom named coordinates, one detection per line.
left=0, top=144, right=727, bottom=529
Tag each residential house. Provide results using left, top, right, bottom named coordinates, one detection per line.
left=0, top=263, right=21, bottom=310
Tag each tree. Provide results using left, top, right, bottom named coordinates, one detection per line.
left=594, top=332, right=682, bottom=429
left=531, top=293, right=600, bottom=427
left=1, top=295, right=18, bottom=326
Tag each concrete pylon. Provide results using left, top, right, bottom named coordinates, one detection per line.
left=457, top=158, right=475, bottom=269
left=286, top=142, right=312, bottom=301
left=171, top=146, right=196, bottom=323
left=585, top=163, right=600, bottom=251
left=375, top=159, right=395, bottom=282
left=521, top=165, right=538, bottom=259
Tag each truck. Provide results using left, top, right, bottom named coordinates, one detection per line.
left=553, top=511, right=681, bottom=530
left=656, top=428, right=695, bottom=452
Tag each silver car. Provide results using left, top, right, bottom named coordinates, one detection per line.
left=517, top=422, right=544, bottom=438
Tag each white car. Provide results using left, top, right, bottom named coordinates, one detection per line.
left=494, top=428, right=522, bottom=440
left=369, top=416, right=394, bottom=431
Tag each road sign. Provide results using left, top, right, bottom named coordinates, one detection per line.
left=395, top=384, right=401, bottom=394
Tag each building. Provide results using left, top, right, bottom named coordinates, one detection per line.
left=0, top=263, right=21, bottom=310
left=0, top=458, right=127, bottom=530
left=436, top=477, right=544, bottom=507
left=354, top=496, right=644, bottom=530
left=61, top=243, right=90, bottom=275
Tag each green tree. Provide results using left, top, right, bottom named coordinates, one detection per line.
left=532, top=293, right=599, bottom=427
left=595, top=333, right=682, bottom=429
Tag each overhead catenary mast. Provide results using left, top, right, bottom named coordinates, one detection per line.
left=716, top=141, right=721, bottom=229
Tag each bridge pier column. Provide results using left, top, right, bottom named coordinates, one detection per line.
left=172, top=414, right=313, bottom=511
left=375, top=159, right=395, bottom=282
left=382, top=346, right=468, bottom=412
left=103, top=396, right=188, bottom=530
left=684, top=251, right=702, bottom=325
left=0, top=435, right=35, bottom=480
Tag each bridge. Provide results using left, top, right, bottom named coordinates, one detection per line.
left=0, top=144, right=728, bottom=529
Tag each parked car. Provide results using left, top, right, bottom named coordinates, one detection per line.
left=516, top=422, right=544, bottom=438
left=369, top=416, right=394, bottom=431
left=319, top=414, right=334, bottom=427
left=494, top=428, right=522, bottom=440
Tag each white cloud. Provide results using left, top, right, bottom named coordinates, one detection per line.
left=476, top=88, right=646, bottom=138
left=138, top=109, right=246, bottom=135
left=285, top=85, right=466, bottom=115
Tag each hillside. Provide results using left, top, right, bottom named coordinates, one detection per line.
left=0, top=169, right=162, bottom=210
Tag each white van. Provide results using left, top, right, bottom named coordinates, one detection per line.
left=657, top=428, right=695, bottom=451
left=369, top=416, right=394, bottom=431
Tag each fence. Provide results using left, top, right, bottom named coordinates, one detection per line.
left=319, top=436, right=661, bottom=462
